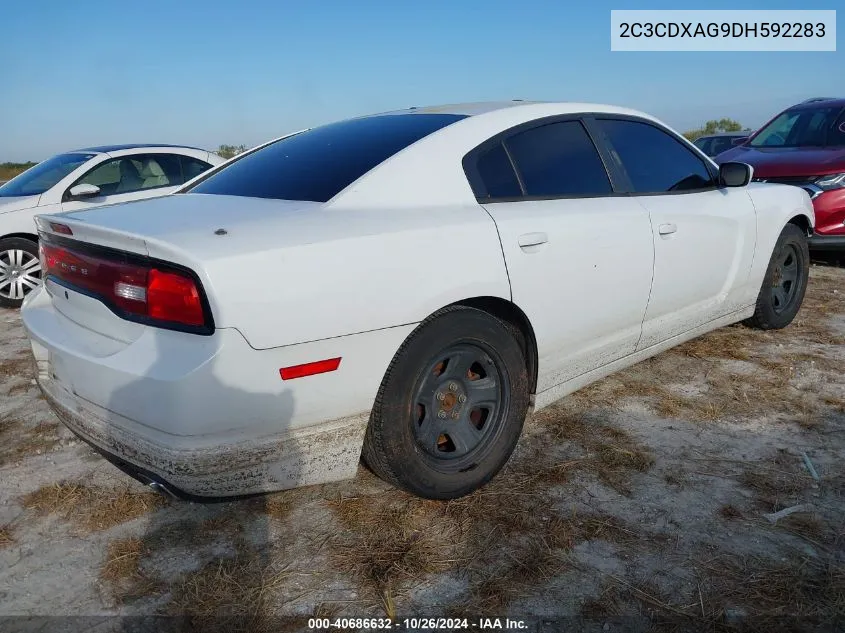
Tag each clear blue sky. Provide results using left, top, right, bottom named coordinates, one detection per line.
left=0, top=0, right=841, bottom=161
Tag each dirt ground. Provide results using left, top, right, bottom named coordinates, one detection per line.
left=1, top=264, right=843, bottom=633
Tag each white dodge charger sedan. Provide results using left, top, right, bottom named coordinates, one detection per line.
left=0, top=144, right=224, bottom=308
left=21, top=102, right=814, bottom=501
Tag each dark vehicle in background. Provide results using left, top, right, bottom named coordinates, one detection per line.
left=717, top=97, right=845, bottom=253
left=693, top=132, right=750, bottom=158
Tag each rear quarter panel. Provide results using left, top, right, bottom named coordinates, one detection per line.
left=146, top=204, right=511, bottom=350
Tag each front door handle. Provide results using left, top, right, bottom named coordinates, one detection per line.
left=518, top=232, right=549, bottom=248
left=658, top=223, right=678, bottom=236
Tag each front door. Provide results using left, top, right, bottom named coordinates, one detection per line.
left=470, top=118, right=655, bottom=393
left=594, top=117, right=757, bottom=350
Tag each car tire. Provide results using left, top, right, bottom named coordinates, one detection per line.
left=745, top=223, right=809, bottom=330
left=362, top=305, right=531, bottom=500
left=0, top=237, right=41, bottom=309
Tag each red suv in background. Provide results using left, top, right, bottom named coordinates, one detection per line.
left=717, top=97, right=845, bottom=252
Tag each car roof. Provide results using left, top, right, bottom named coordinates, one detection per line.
left=789, top=97, right=845, bottom=110
left=377, top=101, right=545, bottom=117
left=375, top=100, right=646, bottom=118
left=69, top=143, right=206, bottom=153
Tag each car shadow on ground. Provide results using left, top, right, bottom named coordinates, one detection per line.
left=101, top=331, right=306, bottom=633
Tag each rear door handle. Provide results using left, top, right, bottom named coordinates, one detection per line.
left=658, top=223, right=678, bottom=236
left=518, top=232, right=549, bottom=248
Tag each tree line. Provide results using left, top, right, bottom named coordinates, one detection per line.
left=682, top=118, right=750, bottom=141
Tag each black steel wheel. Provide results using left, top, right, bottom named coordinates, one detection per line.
left=362, top=305, right=531, bottom=499
left=770, top=243, right=801, bottom=314
left=412, top=342, right=509, bottom=473
left=746, top=223, right=809, bottom=330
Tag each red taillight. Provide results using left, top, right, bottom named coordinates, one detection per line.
left=147, top=269, right=204, bottom=326
left=280, top=358, right=342, bottom=380
left=41, top=242, right=208, bottom=330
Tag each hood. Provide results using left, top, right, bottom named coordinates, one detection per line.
left=0, top=195, right=40, bottom=214
left=716, top=145, right=845, bottom=178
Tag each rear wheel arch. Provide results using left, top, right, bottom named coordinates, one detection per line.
left=2, top=232, right=38, bottom=243
left=449, top=296, right=538, bottom=396
left=363, top=303, right=532, bottom=498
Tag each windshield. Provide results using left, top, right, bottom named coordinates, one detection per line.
left=750, top=105, right=845, bottom=148
left=0, top=153, right=95, bottom=197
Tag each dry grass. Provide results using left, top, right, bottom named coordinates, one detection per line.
left=99, top=536, right=162, bottom=603
left=20, top=482, right=165, bottom=532
left=533, top=408, right=655, bottom=495
left=165, top=541, right=293, bottom=633
left=777, top=513, right=844, bottom=550
left=719, top=505, right=743, bottom=520
left=592, top=348, right=842, bottom=427
left=675, top=324, right=768, bottom=362
left=101, top=537, right=146, bottom=584
left=0, top=421, right=61, bottom=466
left=327, top=495, right=459, bottom=611
left=581, top=547, right=845, bottom=631
left=698, top=552, right=845, bottom=628
left=99, top=505, right=259, bottom=609
left=554, top=267, right=845, bottom=430
left=0, top=524, right=14, bottom=548
left=0, top=355, right=34, bottom=379
left=738, top=450, right=813, bottom=512
left=325, top=409, right=656, bottom=617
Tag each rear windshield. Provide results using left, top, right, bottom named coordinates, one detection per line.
left=187, top=113, right=467, bottom=202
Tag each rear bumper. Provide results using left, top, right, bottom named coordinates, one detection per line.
left=808, top=233, right=845, bottom=251
left=21, top=285, right=414, bottom=497
left=38, top=371, right=368, bottom=498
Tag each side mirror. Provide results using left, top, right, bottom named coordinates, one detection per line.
left=68, top=183, right=101, bottom=199
left=719, top=162, right=753, bottom=188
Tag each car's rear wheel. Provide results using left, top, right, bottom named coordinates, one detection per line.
left=0, top=237, right=41, bottom=309
left=745, top=224, right=809, bottom=330
left=362, top=305, right=530, bottom=499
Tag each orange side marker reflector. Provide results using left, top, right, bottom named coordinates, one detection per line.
left=280, top=357, right=341, bottom=380
left=49, top=222, right=73, bottom=235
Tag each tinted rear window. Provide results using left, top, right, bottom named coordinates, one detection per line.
left=475, top=143, right=522, bottom=199
left=189, top=113, right=467, bottom=202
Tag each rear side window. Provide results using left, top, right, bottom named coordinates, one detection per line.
left=180, top=156, right=212, bottom=181
left=475, top=144, right=522, bottom=199
left=505, top=121, right=612, bottom=197
left=598, top=119, right=715, bottom=193
left=189, top=113, right=467, bottom=202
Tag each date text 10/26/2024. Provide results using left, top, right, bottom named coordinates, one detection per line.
left=308, top=618, right=528, bottom=630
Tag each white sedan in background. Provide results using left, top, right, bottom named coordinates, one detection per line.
left=0, top=144, right=224, bottom=307
left=21, top=102, right=814, bottom=501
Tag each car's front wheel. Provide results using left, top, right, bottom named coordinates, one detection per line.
left=745, top=223, right=809, bottom=330
left=0, top=237, right=41, bottom=309
left=362, top=305, right=531, bottom=499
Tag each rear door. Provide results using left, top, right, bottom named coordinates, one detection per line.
left=465, top=117, right=655, bottom=393
left=593, top=117, right=757, bottom=350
